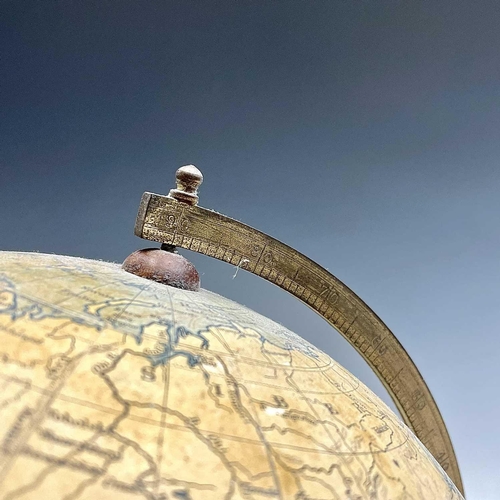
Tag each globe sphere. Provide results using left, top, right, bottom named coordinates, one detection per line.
left=0, top=252, right=463, bottom=499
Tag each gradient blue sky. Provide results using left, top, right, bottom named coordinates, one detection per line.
left=2, top=2, right=500, bottom=498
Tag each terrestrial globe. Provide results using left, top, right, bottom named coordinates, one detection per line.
left=0, top=251, right=463, bottom=499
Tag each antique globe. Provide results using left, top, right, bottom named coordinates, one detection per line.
left=0, top=167, right=464, bottom=499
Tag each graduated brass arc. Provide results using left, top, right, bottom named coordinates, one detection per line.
left=134, top=191, right=464, bottom=495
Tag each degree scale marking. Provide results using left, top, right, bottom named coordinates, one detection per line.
left=135, top=191, right=464, bottom=495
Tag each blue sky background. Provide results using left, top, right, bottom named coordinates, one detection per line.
left=2, top=2, right=500, bottom=497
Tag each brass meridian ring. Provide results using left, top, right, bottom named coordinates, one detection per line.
left=134, top=190, right=464, bottom=494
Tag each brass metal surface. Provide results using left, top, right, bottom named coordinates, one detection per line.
left=134, top=190, right=464, bottom=494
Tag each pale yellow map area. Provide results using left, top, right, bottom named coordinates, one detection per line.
left=0, top=252, right=463, bottom=500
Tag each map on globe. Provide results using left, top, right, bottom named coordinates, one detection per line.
left=0, top=252, right=463, bottom=499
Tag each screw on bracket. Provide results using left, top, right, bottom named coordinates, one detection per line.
left=168, top=165, right=203, bottom=206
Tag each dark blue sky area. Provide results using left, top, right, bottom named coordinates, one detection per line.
left=1, top=2, right=500, bottom=497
